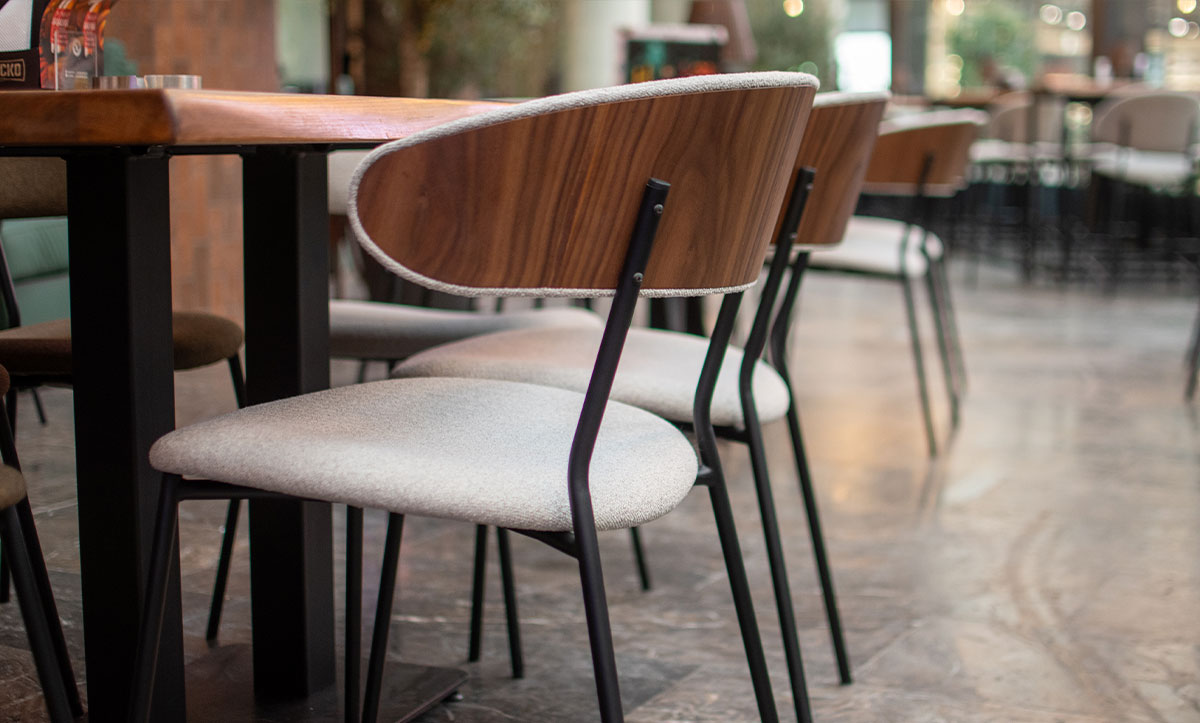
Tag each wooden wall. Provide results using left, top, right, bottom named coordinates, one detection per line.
left=106, top=1, right=279, bottom=321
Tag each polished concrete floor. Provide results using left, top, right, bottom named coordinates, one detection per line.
left=0, top=263, right=1198, bottom=722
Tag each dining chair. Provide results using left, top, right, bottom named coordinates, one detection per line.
left=0, top=158, right=248, bottom=638
left=0, top=363, right=83, bottom=722
left=390, top=90, right=889, bottom=719
left=129, top=71, right=818, bottom=723
left=806, top=109, right=984, bottom=456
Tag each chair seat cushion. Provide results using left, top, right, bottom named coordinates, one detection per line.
left=807, top=216, right=943, bottom=277
left=390, top=326, right=791, bottom=429
left=0, top=311, right=243, bottom=376
left=0, top=464, right=24, bottom=510
left=328, top=299, right=603, bottom=361
left=1090, top=149, right=1194, bottom=190
left=150, top=378, right=698, bottom=533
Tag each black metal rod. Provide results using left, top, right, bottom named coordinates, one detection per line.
left=768, top=255, right=852, bottom=685
left=1187, top=298, right=1200, bottom=401
left=363, top=513, right=404, bottom=723
left=0, top=506, right=74, bottom=723
left=345, top=506, right=363, bottom=723
left=934, top=256, right=968, bottom=396
left=205, top=500, right=240, bottom=643
left=736, top=167, right=813, bottom=723
left=467, top=525, right=487, bottom=663
left=567, top=179, right=669, bottom=723
left=129, top=474, right=182, bottom=723
left=695, top=294, right=780, bottom=723
left=0, top=533, right=8, bottom=604
left=496, top=528, right=524, bottom=679
left=16, top=499, right=84, bottom=715
left=227, top=355, right=248, bottom=410
left=628, top=527, right=652, bottom=591
left=902, top=273, right=938, bottom=457
left=923, top=246, right=960, bottom=430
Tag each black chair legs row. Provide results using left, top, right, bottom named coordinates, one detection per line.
left=467, top=524, right=524, bottom=679
left=0, top=504, right=77, bottom=722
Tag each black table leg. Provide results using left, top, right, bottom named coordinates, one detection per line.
left=67, top=151, right=186, bottom=722
left=241, top=149, right=336, bottom=700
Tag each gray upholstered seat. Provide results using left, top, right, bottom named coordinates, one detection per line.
left=391, top=326, right=790, bottom=430
left=808, top=216, right=944, bottom=277
left=328, top=299, right=601, bottom=361
left=150, top=377, right=697, bottom=532
left=1090, top=149, right=1195, bottom=190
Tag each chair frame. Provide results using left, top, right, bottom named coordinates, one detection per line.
left=0, top=384, right=83, bottom=722
left=130, top=70, right=818, bottom=723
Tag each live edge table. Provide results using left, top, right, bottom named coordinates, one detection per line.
left=0, top=89, right=501, bottom=722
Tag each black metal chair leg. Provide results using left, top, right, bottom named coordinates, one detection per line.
left=130, top=474, right=182, bottom=723
left=704, top=473, right=784, bottom=723
left=0, top=506, right=74, bottom=723
left=628, top=526, right=652, bottom=591
left=15, top=499, right=83, bottom=716
left=495, top=528, right=524, bottom=679
left=573, top=512, right=624, bottom=723
left=205, top=499, right=240, bottom=642
left=467, top=524, right=487, bottom=663
left=902, top=274, right=938, bottom=456
left=363, top=513, right=405, bottom=723
left=30, top=389, right=47, bottom=426
left=345, top=506, right=363, bottom=723
left=934, top=257, right=967, bottom=396
left=226, top=355, right=247, bottom=410
left=923, top=261, right=960, bottom=431
left=742, top=407, right=813, bottom=723
left=1187, top=305, right=1200, bottom=402
left=785, top=404, right=852, bottom=685
left=0, top=535, right=9, bottom=604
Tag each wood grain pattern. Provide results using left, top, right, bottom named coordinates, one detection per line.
left=861, top=113, right=982, bottom=198
left=354, top=84, right=816, bottom=295
left=0, top=90, right=504, bottom=148
left=780, top=92, right=888, bottom=248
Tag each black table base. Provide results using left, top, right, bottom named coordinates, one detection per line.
left=167, top=644, right=467, bottom=722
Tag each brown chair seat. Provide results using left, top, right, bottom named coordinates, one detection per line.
left=0, top=311, right=243, bottom=377
left=0, top=463, right=25, bottom=511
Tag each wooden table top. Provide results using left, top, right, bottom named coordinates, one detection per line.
left=0, top=89, right=505, bottom=148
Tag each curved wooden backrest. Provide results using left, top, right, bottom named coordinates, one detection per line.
left=782, top=91, right=889, bottom=248
left=1091, top=91, right=1200, bottom=152
left=0, top=158, right=67, bottom=221
left=350, top=72, right=818, bottom=297
left=860, top=109, right=986, bottom=197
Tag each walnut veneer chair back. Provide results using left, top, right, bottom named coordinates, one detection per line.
left=1091, top=90, right=1200, bottom=152
left=785, top=91, right=889, bottom=249
left=350, top=72, right=819, bottom=299
left=861, top=109, right=986, bottom=198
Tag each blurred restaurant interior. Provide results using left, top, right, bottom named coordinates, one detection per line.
left=0, top=1, right=1198, bottom=721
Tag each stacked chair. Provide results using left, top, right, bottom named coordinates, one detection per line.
left=807, top=109, right=984, bottom=456
left=130, top=71, right=819, bottom=723
left=0, top=363, right=83, bottom=722
left=423, top=91, right=891, bottom=716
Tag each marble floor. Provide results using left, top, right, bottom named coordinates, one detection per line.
left=0, top=263, right=1197, bottom=722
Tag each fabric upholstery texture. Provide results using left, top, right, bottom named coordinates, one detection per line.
left=391, top=326, right=791, bottom=429
left=0, top=312, right=243, bottom=376
left=328, top=299, right=603, bottom=361
left=808, top=216, right=943, bottom=277
left=150, top=377, right=698, bottom=533
left=0, top=464, right=25, bottom=511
